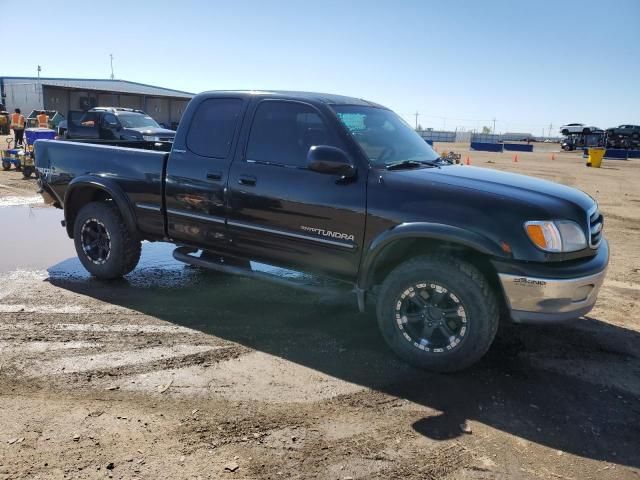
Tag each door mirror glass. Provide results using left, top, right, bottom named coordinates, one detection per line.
left=307, top=145, right=355, bottom=177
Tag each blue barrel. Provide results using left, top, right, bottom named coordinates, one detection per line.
left=25, top=128, right=56, bottom=145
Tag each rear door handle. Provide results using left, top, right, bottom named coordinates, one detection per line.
left=206, top=171, right=222, bottom=181
left=238, top=175, right=257, bottom=186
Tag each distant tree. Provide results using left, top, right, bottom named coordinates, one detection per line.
left=481, top=126, right=492, bottom=134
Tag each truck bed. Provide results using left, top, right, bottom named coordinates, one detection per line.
left=34, top=140, right=169, bottom=237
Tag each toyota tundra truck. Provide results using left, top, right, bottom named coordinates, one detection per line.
left=34, top=90, right=609, bottom=372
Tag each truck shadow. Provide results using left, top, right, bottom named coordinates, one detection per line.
left=47, top=253, right=640, bottom=469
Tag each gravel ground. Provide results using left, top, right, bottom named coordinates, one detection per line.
left=0, top=145, right=638, bottom=479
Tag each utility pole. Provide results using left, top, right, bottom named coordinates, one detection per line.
left=492, top=118, right=497, bottom=134
left=413, top=111, right=419, bottom=130
left=110, top=54, right=115, bottom=80
left=37, top=65, right=42, bottom=103
left=548, top=123, right=553, bottom=138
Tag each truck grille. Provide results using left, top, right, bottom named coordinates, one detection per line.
left=588, top=205, right=603, bottom=248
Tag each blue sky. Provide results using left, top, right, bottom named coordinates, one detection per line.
left=3, top=0, right=638, bottom=135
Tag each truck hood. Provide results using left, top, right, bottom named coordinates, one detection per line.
left=127, top=127, right=176, bottom=137
left=387, top=165, right=595, bottom=213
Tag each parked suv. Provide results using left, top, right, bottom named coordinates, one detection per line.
left=65, top=107, right=176, bottom=142
left=606, top=125, right=640, bottom=149
left=606, top=124, right=640, bottom=138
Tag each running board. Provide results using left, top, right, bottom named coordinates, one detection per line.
left=172, top=246, right=360, bottom=303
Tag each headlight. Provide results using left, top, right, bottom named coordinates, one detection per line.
left=143, top=135, right=159, bottom=141
left=524, top=220, right=587, bottom=252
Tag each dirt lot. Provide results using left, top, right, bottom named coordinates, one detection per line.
left=0, top=146, right=639, bottom=479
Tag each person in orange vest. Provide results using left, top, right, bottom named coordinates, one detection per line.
left=37, top=110, right=49, bottom=128
left=10, top=108, right=26, bottom=147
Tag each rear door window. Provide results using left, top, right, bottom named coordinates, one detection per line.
left=186, top=98, right=243, bottom=158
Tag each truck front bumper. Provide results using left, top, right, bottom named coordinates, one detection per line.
left=494, top=239, right=609, bottom=323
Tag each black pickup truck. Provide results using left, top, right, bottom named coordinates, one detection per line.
left=34, top=91, right=609, bottom=372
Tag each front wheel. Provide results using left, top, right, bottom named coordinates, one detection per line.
left=73, top=201, right=141, bottom=280
left=22, top=166, right=34, bottom=178
left=376, top=255, right=499, bottom=372
left=2, top=161, right=10, bottom=171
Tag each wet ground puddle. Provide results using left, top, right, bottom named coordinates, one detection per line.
left=0, top=203, right=327, bottom=289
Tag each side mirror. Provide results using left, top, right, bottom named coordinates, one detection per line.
left=307, top=145, right=356, bottom=178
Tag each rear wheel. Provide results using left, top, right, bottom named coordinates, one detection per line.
left=73, top=202, right=141, bottom=279
left=22, top=166, right=34, bottom=178
left=376, top=255, right=499, bottom=372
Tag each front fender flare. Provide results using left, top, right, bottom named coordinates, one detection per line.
left=64, top=176, right=137, bottom=237
left=357, top=222, right=508, bottom=290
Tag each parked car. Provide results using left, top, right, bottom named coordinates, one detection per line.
left=34, top=90, right=608, bottom=372
left=606, top=124, right=640, bottom=139
left=560, top=123, right=598, bottom=135
left=606, top=125, right=640, bottom=148
left=66, top=107, right=176, bottom=142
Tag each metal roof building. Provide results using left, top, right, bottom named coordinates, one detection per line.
left=0, top=77, right=194, bottom=127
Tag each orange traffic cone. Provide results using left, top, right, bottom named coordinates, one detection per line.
left=435, top=146, right=439, bottom=153
left=551, top=153, right=555, bottom=161
left=513, top=154, right=518, bottom=163
left=465, top=156, right=471, bottom=165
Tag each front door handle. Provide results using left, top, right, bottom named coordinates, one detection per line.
left=206, top=171, right=222, bottom=181
left=238, top=175, right=257, bottom=186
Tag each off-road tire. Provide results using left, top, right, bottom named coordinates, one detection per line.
left=376, top=255, right=499, bottom=372
left=22, top=166, right=34, bottom=178
left=2, top=161, right=10, bottom=170
left=73, top=201, right=141, bottom=280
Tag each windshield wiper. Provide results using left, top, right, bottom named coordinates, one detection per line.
left=385, top=159, right=439, bottom=170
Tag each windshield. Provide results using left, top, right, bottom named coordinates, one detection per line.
left=332, top=105, right=440, bottom=168
left=117, top=112, right=160, bottom=129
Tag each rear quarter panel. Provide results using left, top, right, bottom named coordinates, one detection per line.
left=34, top=140, right=168, bottom=237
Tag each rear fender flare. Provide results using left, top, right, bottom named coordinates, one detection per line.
left=357, top=222, right=507, bottom=290
left=64, top=176, right=137, bottom=237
